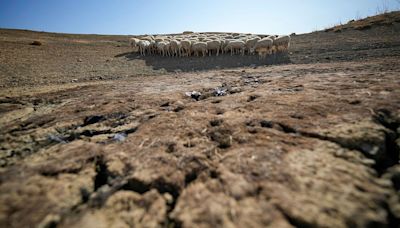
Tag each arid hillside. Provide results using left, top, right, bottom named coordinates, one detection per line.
left=0, top=11, right=400, bottom=228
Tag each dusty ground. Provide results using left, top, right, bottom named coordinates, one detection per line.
left=1, top=12, right=400, bottom=228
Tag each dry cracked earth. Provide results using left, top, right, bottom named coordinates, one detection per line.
left=1, top=12, right=400, bottom=228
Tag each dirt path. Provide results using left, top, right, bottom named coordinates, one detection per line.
left=1, top=12, right=400, bottom=228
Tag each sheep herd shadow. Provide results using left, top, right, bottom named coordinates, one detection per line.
left=115, top=51, right=291, bottom=72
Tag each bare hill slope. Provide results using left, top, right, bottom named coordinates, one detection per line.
left=0, top=12, right=400, bottom=228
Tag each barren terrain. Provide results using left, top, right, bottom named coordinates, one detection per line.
left=1, top=12, right=400, bottom=227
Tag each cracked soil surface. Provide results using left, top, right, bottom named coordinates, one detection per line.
left=1, top=12, right=400, bottom=228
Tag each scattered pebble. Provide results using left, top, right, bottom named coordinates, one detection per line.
left=173, top=101, right=185, bottom=112
left=185, top=91, right=202, bottom=100
left=247, top=94, right=260, bottom=102
left=214, top=88, right=226, bottom=96
left=160, top=101, right=170, bottom=107
left=48, top=135, right=67, bottom=144
left=210, top=119, right=223, bottom=127
left=165, top=142, right=177, bottom=153
left=230, top=87, right=242, bottom=94
left=163, top=193, right=174, bottom=204
left=113, top=133, right=127, bottom=142
left=290, top=114, right=304, bottom=119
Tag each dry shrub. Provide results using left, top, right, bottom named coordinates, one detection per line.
left=30, top=41, right=42, bottom=46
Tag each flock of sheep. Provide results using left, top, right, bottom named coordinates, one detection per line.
left=129, top=32, right=291, bottom=59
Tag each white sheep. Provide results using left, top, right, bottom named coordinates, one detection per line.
left=181, top=39, right=192, bottom=57
left=245, top=36, right=261, bottom=55
left=154, top=37, right=165, bottom=42
left=254, top=37, right=274, bottom=59
left=164, top=41, right=171, bottom=57
left=191, top=42, right=207, bottom=57
left=170, top=40, right=182, bottom=57
left=273, top=35, right=291, bottom=53
left=130, top=32, right=291, bottom=58
left=157, top=41, right=167, bottom=56
left=149, top=40, right=157, bottom=55
left=220, top=39, right=234, bottom=54
left=129, top=38, right=140, bottom=48
left=206, top=40, right=221, bottom=56
left=225, top=40, right=246, bottom=56
left=141, top=35, right=154, bottom=42
left=138, top=40, right=150, bottom=56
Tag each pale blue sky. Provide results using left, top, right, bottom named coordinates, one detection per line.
left=0, top=0, right=399, bottom=35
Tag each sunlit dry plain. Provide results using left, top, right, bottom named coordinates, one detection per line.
left=1, top=12, right=400, bottom=227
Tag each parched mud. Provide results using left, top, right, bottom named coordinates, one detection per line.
left=1, top=12, right=400, bottom=228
